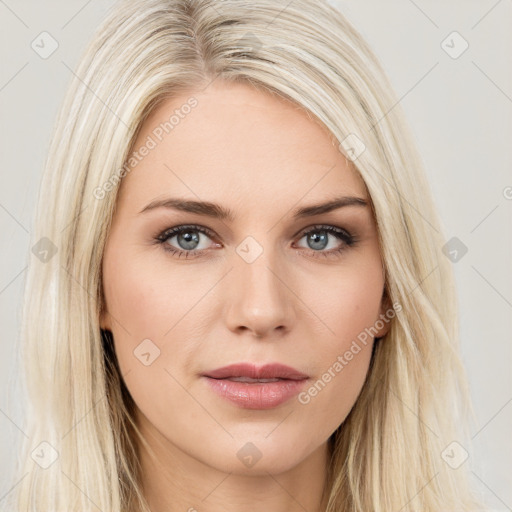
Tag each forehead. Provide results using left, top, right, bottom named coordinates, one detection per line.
left=118, top=80, right=367, bottom=212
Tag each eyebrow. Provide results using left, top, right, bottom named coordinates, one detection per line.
left=139, top=195, right=368, bottom=221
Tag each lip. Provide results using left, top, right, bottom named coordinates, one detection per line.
left=201, top=363, right=309, bottom=410
left=203, top=362, right=309, bottom=380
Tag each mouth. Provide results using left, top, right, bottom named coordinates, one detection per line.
left=202, top=362, right=309, bottom=381
left=201, top=362, right=309, bottom=409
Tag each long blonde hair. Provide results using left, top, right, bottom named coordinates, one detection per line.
left=5, top=0, right=485, bottom=510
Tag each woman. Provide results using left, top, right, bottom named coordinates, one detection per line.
left=6, top=0, right=484, bottom=510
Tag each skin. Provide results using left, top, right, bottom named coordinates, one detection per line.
left=100, top=80, right=390, bottom=512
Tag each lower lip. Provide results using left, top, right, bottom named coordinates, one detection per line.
left=202, top=377, right=308, bottom=409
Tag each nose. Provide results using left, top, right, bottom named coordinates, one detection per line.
left=223, top=248, right=296, bottom=339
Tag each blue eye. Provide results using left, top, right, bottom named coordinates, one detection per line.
left=155, top=224, right=217, bottom=259
left=295, top=224, right=356, bottom=258
left=155, top=224, right=356, bottom=260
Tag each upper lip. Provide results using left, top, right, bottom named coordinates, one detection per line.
left=203, top=363, right=309, bottom=380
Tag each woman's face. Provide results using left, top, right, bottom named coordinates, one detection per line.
left=100, top=80, right=390, bottom=477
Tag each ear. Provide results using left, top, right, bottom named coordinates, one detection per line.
left=374, top=287, right=393, bottom=339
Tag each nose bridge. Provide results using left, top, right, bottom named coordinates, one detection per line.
left=238, top=250, right=283, bottom=303
left=225, top=236, right=295, bottom=336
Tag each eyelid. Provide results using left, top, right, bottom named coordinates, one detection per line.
left=157, top=223, right=218, bottom=241
left=295, top=223, right=353, bottom=239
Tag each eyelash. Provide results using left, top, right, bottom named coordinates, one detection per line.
left=154, top=224, right=357, bottom=260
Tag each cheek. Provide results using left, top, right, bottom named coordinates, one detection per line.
left=102, top=246, right=204, bottom=336
left=309, top=254, right=384, bottom=346
left=101, top=243, right=220, bottom=382
left=298, top=258, right=383, bottom=422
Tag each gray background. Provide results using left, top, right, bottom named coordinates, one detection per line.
left=1, top=0, right=511, bottom=509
